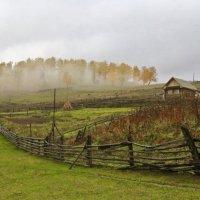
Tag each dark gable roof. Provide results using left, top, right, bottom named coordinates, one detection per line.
left=163, top=77, right=198, bottom=91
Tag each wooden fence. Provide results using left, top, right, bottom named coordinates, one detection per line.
left=1, top=124, right=200, bottom=174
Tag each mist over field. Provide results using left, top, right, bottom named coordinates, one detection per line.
left=0, top=60, right=90, bottom=91
left=0, top=58, right=158, bottom=91
left=0, top=0, right=200, bottom=82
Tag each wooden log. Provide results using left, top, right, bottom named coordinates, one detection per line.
left=91, top=158, right=129, bottom=167
left=85, top=135, right=92, bottom=167
left=16, top=135, right=20, bottom=147
left=181, top=126, right=200, bottom=173
left=92, top=142, right=129, bottom=149
left=142, top=143, right=187, bottom=151
left=134, top=155, right=191, bottom=161
left=131, top=139, right=184, bottom=149
left=156, top=162, right=192, bottom=168
left=43, top=139, right=48, bottom=156
left=127, top=129, right=134, bottom=167
left=69, top=142, right=87, bottom=169
left=90, top=156, right=130, bottom=163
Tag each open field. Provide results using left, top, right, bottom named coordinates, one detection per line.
left=0, top=84, right=163, bottom=142
left=1, top=99, right=200, bottom=147
left=2, top=1, right=200, bottom=199
left=0, top=81, right=200, bottom=107
left=1, top=134, right=200, bottom=200
left=0, top=107, right=132, bottom=139
left=1, top=84, right=200, bottom=145
left=0, top=84, right=163, bottom=104
left=1, top=84, right=200, bottom=199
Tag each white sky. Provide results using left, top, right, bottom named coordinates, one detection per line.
left=0, top=0, right=200, bottom=82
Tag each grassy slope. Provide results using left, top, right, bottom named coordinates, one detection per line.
left=1, top=135, right=200, bottom=200
left=0, top=84, right=164, bottom=105
left=0, top=81, right=198, bottom=106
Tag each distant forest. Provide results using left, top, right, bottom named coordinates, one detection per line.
left=0, top=57, right=157, bottom=91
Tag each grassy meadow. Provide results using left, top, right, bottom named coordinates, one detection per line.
left=1, top=134, right=200, bottom=200
left=0, top=85, right=161, bottom=140
left=0, top=84, right=200, bottom=144
left=0, top=107, right=132, bottom=139
left=1, top=84, right=200, bottom=199
left=0, top=84, right=164, bottom=105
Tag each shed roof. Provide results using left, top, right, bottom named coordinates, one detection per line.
left=163, top=77, right=198, bottom=91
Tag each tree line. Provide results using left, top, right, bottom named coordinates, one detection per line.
left=0, top=57, right=157, bottom=90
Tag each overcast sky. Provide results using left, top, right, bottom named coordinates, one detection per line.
left=0, top=0, right=200, bottom=82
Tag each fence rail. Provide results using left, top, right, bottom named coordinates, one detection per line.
left=1, top=124, right=200, bottom=174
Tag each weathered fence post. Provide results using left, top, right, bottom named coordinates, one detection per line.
left=16, top=135, right=20, bottom=148
left=29, top=123, right=32, bottom=137
left=181, top=126, right=200, bottom=173
left=39, top=139, right=43, bottom=156
left=44, top=137, right=48, bottom=157
left=127, top=126, right=134, bottom=167
left=86, top=135, right=92, bottom=167
left=60, top=135, right=64, bottom=160
left=30, top=137, right=33, bottom=153
left=37, top=139, right=40, bottom=155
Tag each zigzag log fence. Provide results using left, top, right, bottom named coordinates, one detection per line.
left=1, top=124, right=200, bottom=174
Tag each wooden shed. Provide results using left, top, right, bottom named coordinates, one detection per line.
left=163, top=77, right=198, bottom=100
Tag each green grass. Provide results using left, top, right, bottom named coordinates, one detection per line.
left=1, top=134, right=200, bottom=200
left=55, top=107, right=131, bottom=121
left=0, top=107, right=132, bottom=138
